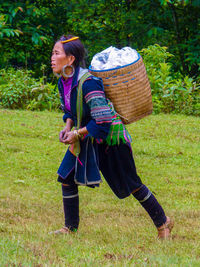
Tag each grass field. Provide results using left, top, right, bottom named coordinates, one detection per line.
left=0, top=109, right=200, bottom=266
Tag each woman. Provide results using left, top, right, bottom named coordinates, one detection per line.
left=51, top=35, right=174, bottom=239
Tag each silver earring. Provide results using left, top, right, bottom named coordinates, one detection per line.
left=53, top=72, right=61, bottom=78
left=62, top=65, right=75, bottom=78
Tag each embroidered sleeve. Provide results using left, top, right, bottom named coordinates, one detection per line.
left=82, top=78, right=112, bottom=139
left=84, top=90, right=112, bottom=124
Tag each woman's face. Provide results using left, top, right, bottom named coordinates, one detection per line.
left=51, top=42, right=75, bottom=74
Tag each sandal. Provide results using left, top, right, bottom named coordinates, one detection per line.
left=49, top=226, right=77, bottom=235
left=157, top=216, right=174, bottom=239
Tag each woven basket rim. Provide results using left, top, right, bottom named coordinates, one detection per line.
left=89, top=53, right=141, bottom=73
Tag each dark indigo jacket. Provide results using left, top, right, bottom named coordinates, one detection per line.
left=57, top=66, right=112, bottom=185
left=58, top=66, right=112, bottom=139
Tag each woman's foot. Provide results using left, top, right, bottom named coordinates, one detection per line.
left=157, top=216, right=174, bottom=239
left=49, top=226, right=78, bottom=235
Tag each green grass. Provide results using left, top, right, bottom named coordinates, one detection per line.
left=0, top=109, right=200, bottom=266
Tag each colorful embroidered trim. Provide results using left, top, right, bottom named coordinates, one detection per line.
left=85, top=91, right=113, bottom=124
left=105, top=100, right=132, bottom=146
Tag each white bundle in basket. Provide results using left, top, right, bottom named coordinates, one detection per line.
left=90, top=46, right=139, bottom=70
left=89, top=46, right=153, bottom=124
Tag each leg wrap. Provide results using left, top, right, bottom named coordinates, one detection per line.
left=62, top=184, right=79, bottom=231
left=132, top=185, right=167, bottom=227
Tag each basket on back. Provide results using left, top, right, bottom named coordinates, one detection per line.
left=89, top=54, right=153, bottom=124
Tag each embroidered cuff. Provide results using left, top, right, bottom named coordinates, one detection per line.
left=63, top=112, right=73, bottom=122
left=86, top=119, right=111, bottom=139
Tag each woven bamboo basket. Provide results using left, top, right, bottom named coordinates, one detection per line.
left=89, top=54, right=153, bottom=124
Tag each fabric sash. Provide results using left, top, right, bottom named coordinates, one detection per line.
left=69, top=72, right=92, bottom=157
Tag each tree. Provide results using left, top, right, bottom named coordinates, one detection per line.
left=0, top=0, right=199, bottom=78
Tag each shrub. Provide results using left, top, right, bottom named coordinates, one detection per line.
left=0, top=68, right=60, bottom=111
left=140, top=44, right=200, bottom=116
left=0, top=45, right=199, bottom=116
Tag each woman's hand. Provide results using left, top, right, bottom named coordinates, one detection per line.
left=59, top=126, right=88, bottom=144
left=64, top=131, right=78, bottom=144
left=59, top=129, right=78, bottom=144
left=59, top=118, right=74, bottom=143
left=59, top=127, right=70, bottom=143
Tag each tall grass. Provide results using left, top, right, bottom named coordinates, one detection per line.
left=0, top=109, right=200, bottom=266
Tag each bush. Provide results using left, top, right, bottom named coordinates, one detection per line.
left=0, top=68, right=60, bottom=111
left=0, top=45, right=199, bottom=116
left=140, top=44, right=200, bottom=116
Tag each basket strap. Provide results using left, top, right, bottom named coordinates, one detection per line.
left=69, top=72, right=92, bottom=158
left=108, top=99, right=129, bottom=122
left=116, top=112, right=129, bottom=122
left=76, top=72, right=92, bottom=129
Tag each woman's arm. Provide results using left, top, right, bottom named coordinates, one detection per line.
left=83, top=78, right=112, bottom=139
left=65, top=118, right=74, bottom=131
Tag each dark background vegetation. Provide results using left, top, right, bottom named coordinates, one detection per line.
left=0, top=0, right=199, bottom=114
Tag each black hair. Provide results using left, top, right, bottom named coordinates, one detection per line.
left=57, top=35, right=85, bottom=67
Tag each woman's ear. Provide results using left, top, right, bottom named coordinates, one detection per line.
left=68, top=55, right=75, bottom=65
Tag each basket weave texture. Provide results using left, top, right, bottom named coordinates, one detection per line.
left=89, top=56, right=153, bottom=124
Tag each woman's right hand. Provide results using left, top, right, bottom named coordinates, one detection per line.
left=59, top=118, right=74, bottom=143
left=59, top=127, right=70, bottom=143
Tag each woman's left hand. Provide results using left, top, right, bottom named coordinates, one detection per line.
left=64, top=131, right=78, bottom=144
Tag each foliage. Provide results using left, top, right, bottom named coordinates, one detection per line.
left=0, top=44, right=199, bottom=116
left=140, top=44, right=200, bottom=115
left=0, top=1, right=53, bottom=76
left=0, top=14, right=22, bottom=38
left=0, top=68, right=60, bottom=110
left=0, top=0, right=199, bottom=78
